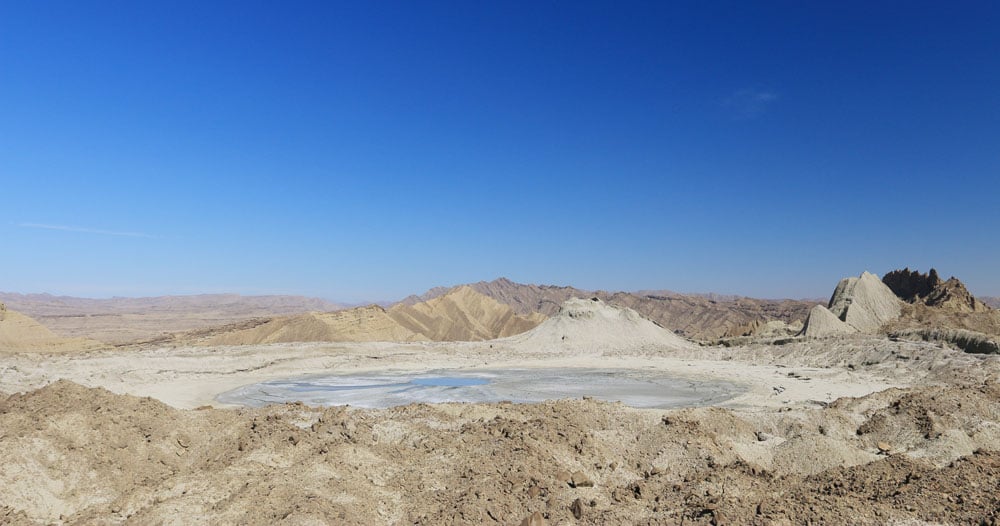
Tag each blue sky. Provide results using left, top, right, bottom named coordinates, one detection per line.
left=2, top=1, right=998, bottom=302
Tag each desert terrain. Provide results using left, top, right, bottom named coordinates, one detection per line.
left=1, top=270, right=999, bottom=525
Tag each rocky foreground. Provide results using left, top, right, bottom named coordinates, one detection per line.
left=1, top=376, right=999, bottom=525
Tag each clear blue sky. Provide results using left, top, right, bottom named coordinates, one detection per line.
left=2, top=1, right=998, bottom=302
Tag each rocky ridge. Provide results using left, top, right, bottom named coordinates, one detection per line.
left=880, top=269, right=1000, bottom=342
left=403, top=278, right=818, bottom=341
left=387, top=285, right=545, bottom=341
left=883, top=268, right=991, bottom=313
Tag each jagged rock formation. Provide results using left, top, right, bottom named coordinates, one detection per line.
left=883, top=268, right=942, bottom=302
left=202, top=288, right=545, bottom=345
left=386, top=286, right=545, bottom=341
left=504, top=297, right=695, bottom=352
left=801, top=271, right=902, bottom=338
left=880, top=268, right=1000, bottom=339
left=401, top=278, right=818, bottom=341
left=883, top=268, right=990, bottom=313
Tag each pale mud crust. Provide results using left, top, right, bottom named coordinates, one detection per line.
left=0, top=380, right=999, bottom=525
left=1, top=314, right=999, bottom=524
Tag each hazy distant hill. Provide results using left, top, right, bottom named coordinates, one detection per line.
left=983, top=297, right=1000, bottom=309
left=0, top=292, right=343, bottom=344
left=401, top=278, right=819, bottom=341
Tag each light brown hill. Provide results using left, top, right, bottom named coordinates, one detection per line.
left=0, top=304, right=103, bottom=353
left=204, top=305, right=428, bottom=346
left=397, top=278, right=591, bottom=317
left=201, top=288, right=545, bottom=345
left=387, top=286, right=546, bottom=341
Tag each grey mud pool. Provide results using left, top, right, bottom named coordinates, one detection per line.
left=217, top=368, right=742, bottom=409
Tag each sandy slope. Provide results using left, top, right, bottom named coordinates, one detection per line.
left=204, top=305, right=429, bottom=345
left=0, top=307, right=103, bottom=353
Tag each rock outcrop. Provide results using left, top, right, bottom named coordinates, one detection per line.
left=801, top=271, right=902, bottom=337
left=879, top=269, right=1000, bottom=338
left=827, top=271, right=902, bottom=333
left=882, top=268, right=943, bottom=302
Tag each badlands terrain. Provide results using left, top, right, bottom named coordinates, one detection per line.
left=1, top=270, right=999, bottom=524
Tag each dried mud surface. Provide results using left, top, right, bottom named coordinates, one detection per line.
left=2, top=373, right=999, bottom=525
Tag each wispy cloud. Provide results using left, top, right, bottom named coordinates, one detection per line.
left=724, top=88, right=778, bottom=119
left=17, top=222, right=154, bottom=238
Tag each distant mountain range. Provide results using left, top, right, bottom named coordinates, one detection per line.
left=6, top=276, right=993, bottom=346
left=0, top=292, right=343, bottom=344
